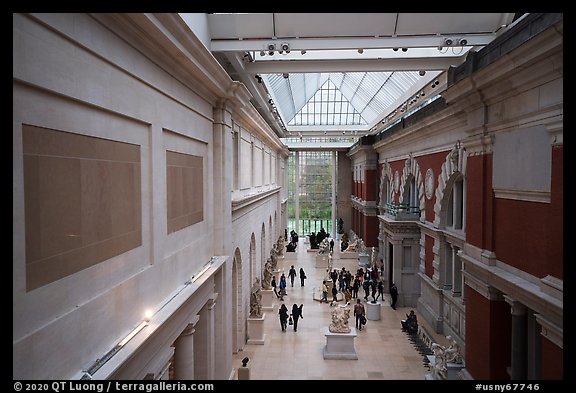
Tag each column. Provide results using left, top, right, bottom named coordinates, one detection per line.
left=331, top=150, right=336, bottom=237
left=505, top=296, right=527, bottom=380
left=194, top=299, right=216, bottom=379
left=173, top=315, right=200, bottom=380
left=295, top=151, right=300, bottom=233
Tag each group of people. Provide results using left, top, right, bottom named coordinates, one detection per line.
left=271, top=266, right=307, bottom=301
left=278, top=303, right=304, bottom=332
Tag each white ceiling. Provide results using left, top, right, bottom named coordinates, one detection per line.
left=197, top=13, right=518, bottom=138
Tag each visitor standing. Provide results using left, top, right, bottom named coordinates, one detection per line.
left=288, top=265, right=297, bottom=287
left=299, top=268, right=307, bottom=286
left=353, top=299, right=366, bottom=331
left=390, top=283, right=398, bottom=310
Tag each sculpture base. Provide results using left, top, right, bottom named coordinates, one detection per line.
left=323, top=327, right=358, bottom=360
left=315, top=254, right=328, bottom=268
left=358, top=253, right=370, bottom=266
left=338, top=251, right=358, bottom=259
left=366, top=301, right=382, bottom=321
left=247, top=315, right=266, bottom=345
left=261, top=289, right=274, bottom=311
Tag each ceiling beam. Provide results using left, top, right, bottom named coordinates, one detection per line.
left=210, top=34, right=496, bottom=52
left=244, top=57, right=462, bottom=74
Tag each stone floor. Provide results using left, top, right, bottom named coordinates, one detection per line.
left=232, top=237, right=447, bottom=380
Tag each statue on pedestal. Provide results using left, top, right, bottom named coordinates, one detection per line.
left=250, top=278, right=263, bottom=318
left=261, top=260, right=273, bottom=290
left=444, top=335, right=463, bottom=364
left=431, top=342, right=448, bottom=380
left=318, top=238, right=330, bottom=255
left=328, top=303, right=352, bottom=333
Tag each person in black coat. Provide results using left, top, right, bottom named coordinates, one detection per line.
left=331, top=283, right=338, bottom=304
left=390, top=283, right=398, bottom=310
left=278, top=304, right=289, bottom=332
left=291, top=304, right=303, bottom=332
left=299, top=268, right=306, bottom=286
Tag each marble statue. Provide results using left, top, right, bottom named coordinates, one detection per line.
left=261, top=260, right=273, bottom=290
left=270, top=245, right=279, bottom=270
left=357, top=238, right=367, bottom=254
left=318, top=238, right=330, bottom=255
left=431, top=342, right=448, bottom=380
left=444, top=335, right=463, bottom=364
left=250, top=278, right=263, bottom=318
left=370, top=247, right=376, bottom=268
left=345, top=237, right=359, bottom=252
left=328, top=302, right=352, bottom=333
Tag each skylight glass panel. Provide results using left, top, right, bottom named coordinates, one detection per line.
left=288, top=79, right=367, bottom=126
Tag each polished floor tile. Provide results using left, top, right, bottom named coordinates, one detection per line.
left=233, top=238, right=445, bottom=380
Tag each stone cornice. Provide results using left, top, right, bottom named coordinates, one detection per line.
left=231, top=186, right=281, bottom=212
left=460, top=251, right=563, bottom=327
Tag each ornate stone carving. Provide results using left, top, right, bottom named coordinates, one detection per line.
left=425, top=168, right=435, bottom=200
left=250, top=278, right=263, bottom=318
left=328, top=303, right=352, bottom=333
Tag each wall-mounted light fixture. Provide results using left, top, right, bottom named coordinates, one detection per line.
left=267, top=43, right=276, bottom=56
left=358, top=48, right=364, bottom=54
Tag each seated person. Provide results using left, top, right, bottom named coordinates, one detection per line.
left=401, top=310, right=418, bottom=333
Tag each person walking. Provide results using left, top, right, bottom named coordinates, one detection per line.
left=279, top=274, right=287, bottom=301
left=375, top=279, right=384, bottom=302
left=271, top=275, right=279, bottom=298
left=331, top=282, right=338, bottom=305
left=291, top=304, right=303, bottom=331
left=299, top=267, right=306, bottom=286
left=321, top=280, right=329, bottom=303
left=288, top=265, right=297, bottom=287
left=278, top=303, right=289, bottom=332
left=353, top=298, right=366, bottom=331
left=362, top=279, right=370, bottom=300
left=329, top=238, right=334, bottom=253
left=390, top=282, right=398, bottom=310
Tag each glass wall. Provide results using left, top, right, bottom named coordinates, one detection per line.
left=287, top=151, right=335, bottom=237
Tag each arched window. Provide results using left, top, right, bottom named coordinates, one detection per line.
left=442, top=174, right=466, bottom=298
left=446, top=175, right=465, bottom=231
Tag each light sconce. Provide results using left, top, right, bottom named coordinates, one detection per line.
left=282, top=73, right=289, bottom=79
left=444, top=38, right=453, bottom=46
left=458, top=38, right=468, bottom=46
left=260, top=50, right=265, bottom=56
left=281, top=43, right=290, bottom=54
left=392, top=47, right=399, bottom=51
left=358, top=48, right=364, bottom=54
left=301, top=50, right=307, bottom=55
left=401, top=47, right=408, bottom=52
left=419, top=70, right=426, bottom=76
left=143, top=310, right=153, bottom=322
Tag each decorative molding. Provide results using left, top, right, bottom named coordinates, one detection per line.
left=493, top=187, right=550, bottom=204
left=462, top=270, right=504, bottom=301
left=535, top=314, right=563, bottom=349
left=433, top=145, right=467, bottom=228
left=231, top=186, right=280, bottom=212
left=425, top=168, right=434, bottom=200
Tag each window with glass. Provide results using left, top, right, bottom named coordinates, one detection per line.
left=287, top=151, right=335, bottom=236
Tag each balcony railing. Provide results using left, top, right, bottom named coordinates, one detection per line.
left=383, top=202, right=421, bottom=221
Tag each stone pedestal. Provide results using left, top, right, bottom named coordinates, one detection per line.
left=323, top=327, right=358, bottom=359
left=247, top=315, right=266, bottom=345
left=339, top=251, right=358, bottom=259
left=358, top=253, right=370, bottom=266
left=315, top=254, right=328, bottom=268
left=366, top=301, right=381, bottom=321
left=237, top=367, right=250, bottom=380
left=261, top=289, right=274, bottom=311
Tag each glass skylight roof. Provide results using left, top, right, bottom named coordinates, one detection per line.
left=263, top=71, right=424, bottom=128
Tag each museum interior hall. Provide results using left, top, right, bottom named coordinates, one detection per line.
left=13, top=13, right=563, bottom=381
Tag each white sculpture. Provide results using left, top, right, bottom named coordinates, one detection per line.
left=328, top=303, right=352, bottom=333
left=250, top=278, right=263, bottom=318
left=261, top=260, right=273, bottom=290
left=318, top=238, right=330, bottom=254
left=431, top=342, right=448, bottom=380
left=444, top=335, right=463, bottom=364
